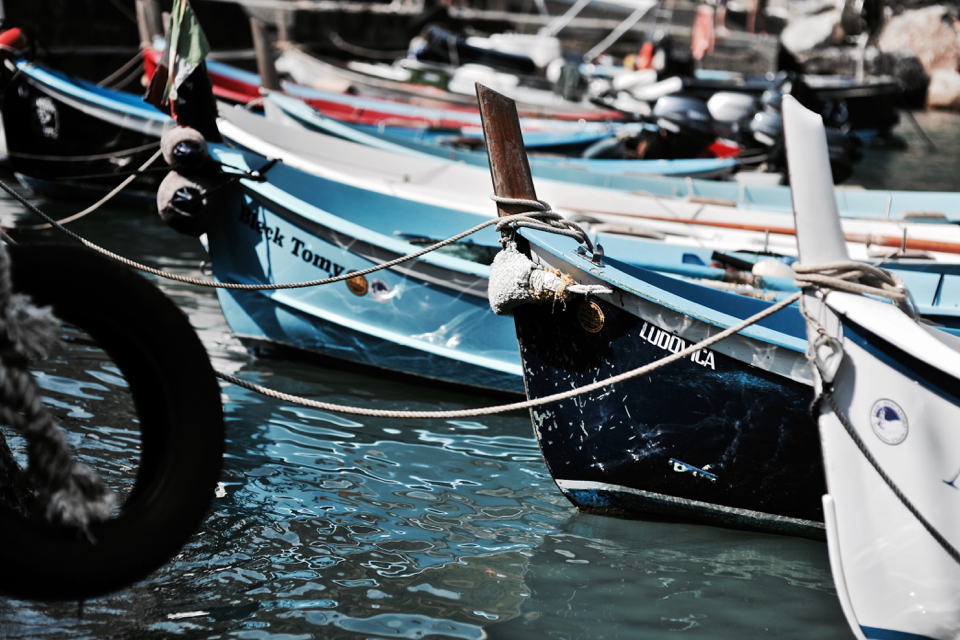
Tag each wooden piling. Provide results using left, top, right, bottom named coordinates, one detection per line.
left=476, top=83, right=538, bottom=218
left=250, top=18, right=281, bottom=92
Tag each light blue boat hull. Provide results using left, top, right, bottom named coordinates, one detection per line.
left=265, top=94, right=960, bottom=221
left=206, top=147, right=524, bottom=394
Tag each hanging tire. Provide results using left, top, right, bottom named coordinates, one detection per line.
left=0, top=243, right=225, bottom=601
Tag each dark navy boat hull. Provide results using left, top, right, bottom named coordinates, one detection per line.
left=514, top=297, right=826, bottom=538
left=0, top=61, right=169, bottom=202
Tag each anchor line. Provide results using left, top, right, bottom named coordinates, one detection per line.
left=214, top=291, right=801, bottom=418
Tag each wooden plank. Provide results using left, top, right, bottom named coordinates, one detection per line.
left=476, top=83, right=538, bottom=218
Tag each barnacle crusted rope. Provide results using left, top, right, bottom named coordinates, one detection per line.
left=217, top=290, right=802, bottom=418
left=0, top=246, right=115, bottom=530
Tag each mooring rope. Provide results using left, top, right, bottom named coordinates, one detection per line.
left=5, top=141, right=161, bottom=162
left=793, top=260, right=916, bottom=316
left=216, top=290, right=801, bottom=418
left=491, top=196, right=596, bottom=253
left=96, top=49, right=145, bottom=88
left=2, top=179, right=797, bottom=421
left=0, top=246, right=115, bottom=532
left=16, top=148, right=165, bottom=231
left=35, top=166, right=169, bottom=182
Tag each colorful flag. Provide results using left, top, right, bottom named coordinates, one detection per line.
left=163, top=0, right=211, bottom=105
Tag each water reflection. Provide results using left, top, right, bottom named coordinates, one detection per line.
left=3, top=128, right=939, bottom=638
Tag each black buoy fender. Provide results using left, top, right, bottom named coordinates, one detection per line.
left=160, top=125, right=214, bottom=175
left=156, top=170, right=222, bottom=237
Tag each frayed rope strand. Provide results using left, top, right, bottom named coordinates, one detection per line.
left=0, top=246, right=115, bottom=533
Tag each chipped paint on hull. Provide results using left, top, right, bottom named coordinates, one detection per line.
left=514, top=297, right=826, bottom=534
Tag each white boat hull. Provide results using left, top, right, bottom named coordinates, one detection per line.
left=814, top=295, right=960, bottom=640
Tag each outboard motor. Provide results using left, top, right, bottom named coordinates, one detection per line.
left=639, top=95, right=719, bottom=159
left=707, top=92, right=759, bottom=132
left=583, top=93, right=734, bottom=160
left=745, top=88, right=856, bottom=183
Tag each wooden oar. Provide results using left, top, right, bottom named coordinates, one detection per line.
left=562, top=206, right=960, bottom=256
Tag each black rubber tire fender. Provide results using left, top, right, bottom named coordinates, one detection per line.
left=0, top=243, right=225, bottom=601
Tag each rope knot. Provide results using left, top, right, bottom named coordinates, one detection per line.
left=490, top=195, right=596, bottom=254
left=793, top=260, right=918, bottom=318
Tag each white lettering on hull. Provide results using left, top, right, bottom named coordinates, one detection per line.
left=639, top=322, right=716, bottom=370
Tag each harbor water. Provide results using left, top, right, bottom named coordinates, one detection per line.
left=1, top=108, right=958, bottom=639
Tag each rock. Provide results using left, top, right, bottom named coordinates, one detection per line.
left=927, top=68, right=960, bottom=108
left=781, top=9, right=844, bottom=55
left=878, top=5, right=960, bottom=74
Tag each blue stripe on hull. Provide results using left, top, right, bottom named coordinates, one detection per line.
left=862, top=626, right=939, bottom=640
left=841, top=318, right=960, bottom=407
left=514, top=296, right=826, bottom=530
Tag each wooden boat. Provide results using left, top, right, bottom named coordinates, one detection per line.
left=195, top=99, right=960, bottom=402
left=0, top=58, right=170, bottom=202
left=221, top=97, right=960, bottom=270
left=265, top=92, right=738, bottom=180
left=201, top=141, right=526, bottom=394
left=143, top=46, right=621, bottom=132
left=476, top=85, right=960, bottom=538
left=198, top=135, right=960, bottom=404
left=789, top=95, right=960, bottom=640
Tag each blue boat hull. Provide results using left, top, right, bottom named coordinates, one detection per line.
left=205, top=155, right=525, bottom=395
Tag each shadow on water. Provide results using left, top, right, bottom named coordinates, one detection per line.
left=0, top=149, right=881, bottom=639
left=852, top=109, right=960, bottom=192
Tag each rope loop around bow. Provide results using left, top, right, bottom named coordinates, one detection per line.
left=490, top=195, right=596, bottom=254
left=793, top=260, right=919, bottom=319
